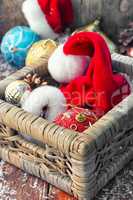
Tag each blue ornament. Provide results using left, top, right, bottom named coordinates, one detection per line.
left=1, top=26, right=41, bottom=68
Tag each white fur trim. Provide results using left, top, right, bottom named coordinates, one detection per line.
left=21, top=85, right=66, bottom=121
left=22, top=0, right=58, bottom=39
left=48, top=44, right=90, bottom=83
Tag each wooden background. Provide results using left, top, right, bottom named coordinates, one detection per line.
left=0, top=161, right=76, bottom=200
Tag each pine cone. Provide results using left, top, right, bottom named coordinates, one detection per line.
left=24, top=73, right=47, bottom=89
left=118, top=22, right=133, bottom=57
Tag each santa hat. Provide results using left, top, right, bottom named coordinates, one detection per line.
left=59, top=32, right=131, bottom=113
left=22, top=0, right=73, bottom=39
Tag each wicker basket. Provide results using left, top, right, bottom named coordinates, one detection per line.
left=0, top=52, right=133, bottom=200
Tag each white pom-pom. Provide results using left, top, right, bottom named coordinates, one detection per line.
left=22, top=85, right=66, bottom=121
left=22, top=0, right=58, bottom=39
left=48, top=44, right=89, bottom=83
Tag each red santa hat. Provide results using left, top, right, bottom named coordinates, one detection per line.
left=59, top=32, right=131, bottom=114
left=22, top=0, right=73, bottom=39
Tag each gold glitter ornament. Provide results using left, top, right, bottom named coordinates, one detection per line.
left=26, top=39, right=57, bottom=73
left=5, top=80, right=31, bottom=105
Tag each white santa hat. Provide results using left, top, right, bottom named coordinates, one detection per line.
left=48, top=44, right=90, bottom=83
left=22, top=0, right=74, bottom=39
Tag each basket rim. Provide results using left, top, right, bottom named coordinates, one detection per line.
left=0, top=53, right=132, bottom=153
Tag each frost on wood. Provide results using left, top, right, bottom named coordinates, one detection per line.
left=0, top=160, right=51, bottom=200
left=0, top=160, right=76, bottom=200
left=0, top=160, right=17, bottom=200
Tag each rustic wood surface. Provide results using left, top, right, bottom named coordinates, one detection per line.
left=0, top=0, right=27, bottom=40
left=101, top=0, right=133, bottom=43
left=0, top=160, right=76, bottom=200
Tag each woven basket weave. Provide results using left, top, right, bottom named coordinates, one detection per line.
left=0, top=52, right=133, bottom=200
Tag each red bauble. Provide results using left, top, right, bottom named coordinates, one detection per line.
left=54, top=107, right=101, bottom=132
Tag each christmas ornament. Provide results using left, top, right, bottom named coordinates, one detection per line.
left=73, top=20, right=117, bottom=53
left=22, top=0, right=73, bottom=39
left=22, top=85, right=66, bottom=121
left=48, top=44, right=89, bottom=83
left=1, top=26, right=40, bottom=68
left=5, top=80, right=31, bottom=106
left=26, top=39, right=57, bottom=72
left=58, top=32, right=131, bottom=114
left=54, top=107, right=100, bottom=132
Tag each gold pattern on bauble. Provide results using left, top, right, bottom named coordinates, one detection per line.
left=26, top=39, right=57, bottom=73
left=5, top=80, right=31, bottom=105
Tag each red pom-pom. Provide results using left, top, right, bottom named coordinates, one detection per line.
left=54, top=107, right=102, bottom=132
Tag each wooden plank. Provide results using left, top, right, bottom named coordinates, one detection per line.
left=0, top=161, right=76, bottom=200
